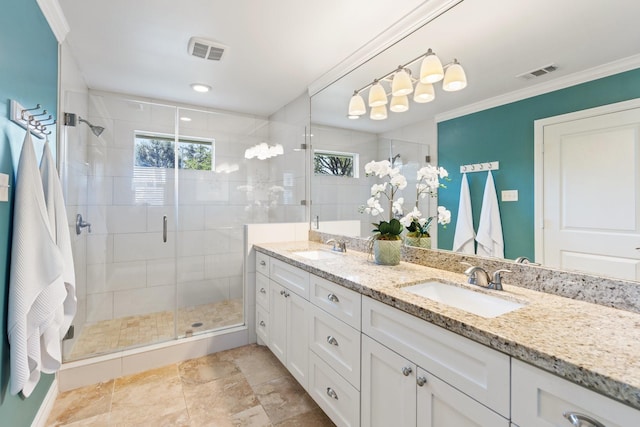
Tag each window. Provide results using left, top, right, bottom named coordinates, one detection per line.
left=314, top=150, right=358, bottom=177
left=134, top=133, right=213, bottom=171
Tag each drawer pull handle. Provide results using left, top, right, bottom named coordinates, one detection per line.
left=327, top=336, right=339, bottom=346
left=259, top=288, right=266, bottom=294
left=260, top=260, right=266, bottom=266
left=563, top=412, right=605, bottom=427
left=327, top=293, right=340, bottom=303
left=402, top=366, right=413, bottom=376
left=259, top=320, right=266, bottom=327
left=416, top=376, right=427, bottom=387
left=326, top=387, right=339, bottom=400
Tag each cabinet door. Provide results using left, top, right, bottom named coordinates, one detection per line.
left=512, top=359, right=640, bottom=427
left=416, top=367, right=509, bottom=427
left=268, top=280, right=287, bottom=365
left=362, top=335, right=416, bottom=427
left=286, top=291, right=309, bottom=390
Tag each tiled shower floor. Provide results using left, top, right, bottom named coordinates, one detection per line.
left=68, top=299, right=244, bottom=361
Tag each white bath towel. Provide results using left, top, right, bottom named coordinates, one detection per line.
left=452, top=173, right=475, bottom=254
left=40, top=139, right=77, bottom=338
left=476, top=171, right=504, bottom=258
left=8, top=132, right=67, bottom=397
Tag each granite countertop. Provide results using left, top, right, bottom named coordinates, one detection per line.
left=254, top=240, right=640, bottom=411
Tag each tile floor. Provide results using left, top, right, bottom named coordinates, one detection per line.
left=67, top=299, right=244, bottom=361
left=47, top=344, right=335, bottom=426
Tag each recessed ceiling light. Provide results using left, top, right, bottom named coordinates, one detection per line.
left=191, top=83, right=211, bottom=93
left=180, top=116, right=192, bottom=122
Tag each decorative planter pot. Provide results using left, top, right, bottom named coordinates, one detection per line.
left=373, top=239, right=402, bottom=266
left=404, top=236, right=431, bottom=249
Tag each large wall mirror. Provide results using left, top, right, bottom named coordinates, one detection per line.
left=309, top=0, right=640, bottom=282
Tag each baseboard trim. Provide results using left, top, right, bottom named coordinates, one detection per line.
left=31, top=378, right=58, bottom=427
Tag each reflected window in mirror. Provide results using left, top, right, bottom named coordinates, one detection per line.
left=314, top=150, right=359, bottom=178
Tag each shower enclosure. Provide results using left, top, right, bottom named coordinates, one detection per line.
left=60, top=90, right=304, bottom=362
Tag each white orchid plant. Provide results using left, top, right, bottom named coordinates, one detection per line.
left=400, top=164, right=451, bottom=238
left=360, top=160, right=451, bottom=242
left=360, top=160, right=407, bottom=240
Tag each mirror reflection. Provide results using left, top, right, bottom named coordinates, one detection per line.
left=310, top=0, right=640, bottom=281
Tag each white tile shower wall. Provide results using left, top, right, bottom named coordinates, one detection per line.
left=84, top=90, right=288, bottom=320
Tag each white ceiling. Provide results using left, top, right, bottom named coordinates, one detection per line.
left=58, top=0, right=428, bottom=117
left=59, top=0, right=640, bottom=127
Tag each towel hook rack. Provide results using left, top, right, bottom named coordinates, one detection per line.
left=10, top=100, right=53, bottom=139
left=460, top=161, right=500, bottom=174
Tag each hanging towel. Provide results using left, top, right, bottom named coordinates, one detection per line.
left=8, top=132, right=67, bottom=397
left=476, top=171, right=504, bottom=258
left=40, top=139, right=77, bottom=338
left=452, top=173, right=475, bottom=254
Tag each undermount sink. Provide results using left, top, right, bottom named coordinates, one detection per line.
left=292, top=250, right=340, bottom=260
left=402, top=281, right=525, bottom=318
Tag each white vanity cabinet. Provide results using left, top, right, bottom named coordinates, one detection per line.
left=256, top=254, right=311, bottom=390
left=361, top=296, right=510, bottom=427
left=512, top=359, right=640, bottom=427
left=307, top=274, right=362, bottom=427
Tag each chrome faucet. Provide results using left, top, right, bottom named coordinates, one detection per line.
left=326, top=238, right=347, bottom=253
left=514, top=256, right=530, bottom=263
left=464, top=266, right=491, bottom=287
left=464, top=265, right=511, bottom=291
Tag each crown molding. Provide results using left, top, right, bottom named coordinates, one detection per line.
left=435, top=54, right=640, bottom=123
left=37, top=0, right=70, bottom=44
left=307, top=0, right=463, bottom=97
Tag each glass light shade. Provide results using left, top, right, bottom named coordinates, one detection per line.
left=368, top=82, right=388, bottom=107
left=348, top=93, right=366, bottom=116
left=413, top=82, right=435, bottom=103
left=443, top=61, right=467, bottom=91
left=370, top=105, right=388, bottom=120
left=391, top=69, right=413, bottom=96
left=420, top=52, right=444, bottom=84
left=390, top=95, right=409, bottom=112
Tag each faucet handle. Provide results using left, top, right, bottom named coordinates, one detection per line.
left=489, top=269, right=511, bottom=290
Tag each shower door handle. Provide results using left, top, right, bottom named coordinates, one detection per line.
left=163, top=215, right=168, bottom=243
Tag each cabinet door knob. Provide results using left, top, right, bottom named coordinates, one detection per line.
left=259, top=288, right=266, bottom=294
left=259, top=320, right=266, bottom=327
left=326, top=387, right=339, bottom=400
left=280, top=290, right=286, bottom=296
left=563, top=412, right=606, bottom=427
left=402, top=366, right=413, bottom=376
left=260, top=260, right=266, bottom=266
left=416, top=376, right=427, bottom=387
left=327, top=336, right=339, bottom=346
left=284, top=292, right=290, bottom=298
left=327, top=293, right=340, bottom=303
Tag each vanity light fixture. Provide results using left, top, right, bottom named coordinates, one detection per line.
left=191, top=83, right=211, bottom=93
left=348, top=48, right=467, bottom=120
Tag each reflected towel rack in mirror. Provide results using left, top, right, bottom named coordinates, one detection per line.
left=460, top=161, right=499, bottom=173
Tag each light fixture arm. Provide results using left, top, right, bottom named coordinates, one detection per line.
left=352, top=49, right=458, bottom=95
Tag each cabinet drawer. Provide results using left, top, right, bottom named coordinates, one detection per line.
left=256, top=272, right=269, bottom=310
left=270, top=258, right=310, bottom=299
left=308, top=351, right=360, bottom=427
left=256, top=305, right=269, bottom=345
left=309, top=304, right=360, bottom=389
left=256, top=251, right=269, bottom=276
left=512, top=359, right=640, bottom=427
left=362, top=296, right=510, bottom=418
left=310, top=274, right=361, bottom=330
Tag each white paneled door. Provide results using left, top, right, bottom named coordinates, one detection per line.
left=541, top=104, right=640, bottom=280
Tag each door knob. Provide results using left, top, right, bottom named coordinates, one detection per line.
left=417, top=376, right=427, bottom=387
left=402, top=366, right=413, bottom=376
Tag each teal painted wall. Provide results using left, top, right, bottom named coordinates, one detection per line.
left=0, top=1, right=58, bottom=425
left=438, top=68, right=640, bottom=259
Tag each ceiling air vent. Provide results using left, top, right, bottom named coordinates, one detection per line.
left=188, top=37, right=226, bottom=61
left=516, top=64, right=558, bottom=80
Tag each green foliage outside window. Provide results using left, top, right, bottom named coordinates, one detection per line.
left=135, top=134, right=213, bottom=170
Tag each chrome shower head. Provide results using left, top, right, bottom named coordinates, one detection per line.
left=78, top=117, right=105, bottom=137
